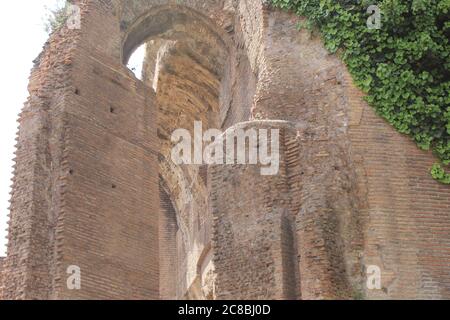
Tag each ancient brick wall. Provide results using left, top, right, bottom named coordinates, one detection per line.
left=347, top=79, right=450, bottom=299
left=138, top=1, right=237, bottom=299
left=159, top=182, right=178, bottom=300
left=0, top=257, right=4, bottom=298
left=2, top=12, right=81, bottom=299
left=247, top=7, right=450, bottom=299
left=234, top=4, right=364, bottom=299
left=50, top=1, right=160, bottom=299
left=1, top=0, right=449, bottom=300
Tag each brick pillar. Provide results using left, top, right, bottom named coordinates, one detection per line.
left=159, top=182, right=178, bottom=300
left=0, top=257, right=4, bottom=299
left=238, top=3, right=363, bottom=299
left=4, top=0, right=162, bottom=299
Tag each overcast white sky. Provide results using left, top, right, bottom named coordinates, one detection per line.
left=0, top=1, right=145, bottom=256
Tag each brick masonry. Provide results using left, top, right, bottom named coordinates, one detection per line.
left=0, top=257, right=4, bottom=297
left=1, top=0, right=449, bottom=300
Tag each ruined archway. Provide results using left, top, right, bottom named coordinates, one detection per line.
left=122, top=4, right=232, bottom=300
left=2, top=0, right=450, bottom=301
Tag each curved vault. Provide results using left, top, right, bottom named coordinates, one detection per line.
left=131, top=5, right=231, bottom=299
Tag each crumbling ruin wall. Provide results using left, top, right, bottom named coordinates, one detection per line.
left=1, top=0, right=450, bottom=300
left=138, top=2, right=238, bottom=299
left=0, top=257, right=4, bottom=298
left=234, top=2, right=365, bottom=299
left=347, top=78, right=450, bottom=299
left=3, top=0, right=161, bottom=300
left=211, top=122, right=302, bottom=300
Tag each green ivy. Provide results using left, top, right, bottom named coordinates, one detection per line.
left=271, top=0, right=450, bottom=184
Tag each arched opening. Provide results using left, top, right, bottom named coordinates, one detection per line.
left=127, top=44, right=146, bottom=79
left=122, top=5, right=231, bottom=300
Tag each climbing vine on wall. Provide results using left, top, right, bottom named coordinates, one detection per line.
left=271, top=0, right=450, bottom=184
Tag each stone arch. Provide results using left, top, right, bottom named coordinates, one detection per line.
left=3, top=0, right=450, bottom=301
